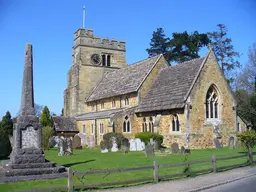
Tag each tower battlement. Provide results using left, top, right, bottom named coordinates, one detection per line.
left=73, top=28, right=126, bottom=51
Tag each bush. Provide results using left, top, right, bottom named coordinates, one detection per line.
left=42, top=126, right=53, bottom=150
left=0, top=129, right=12, bottom=159
left=135, top=132, right=163, bottom=146
left=103, top=132, right=124, bottom=149
left=237, top=130, right=256, bottom=151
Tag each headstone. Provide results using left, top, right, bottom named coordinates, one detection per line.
left=135, top=138, right=144, bottom=151
left=145, top=143, right=155, bottom=157
left=121, top=138, right=129, bottom=154
left=171, top=143, right=179, bottom=153
left=129, top=139, right=136, bottom=151
left=165, top=149, right=172, bottom=154
left=78, top=133, right=86, bottom=146
left=111, top=137, right=118, bottom=152
left=72, top=135, right=82, bottom=149
left=180, top=146, right=185, bottom=154
left=87, top=135, right=95, bottom=147
left=58, top=136, right=65, bottom=156
left=141, top=141, right=145, bottom=150
left=185, top=149, right=191, bottom=154
left=228, top=136, right=235, bottom=149
left=213, top=138, right=222, bottom=149
left=65, top=137, right=73, bottom=155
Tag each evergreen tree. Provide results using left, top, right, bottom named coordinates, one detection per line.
left=40, top=106, right=53, bottom=127
left=169, top=31, right=210, bottom=63
left=0, top=111, right=13, bottom=136
left=61, top=108, right=64, bottom=116
left=146, top=28, right=210, bottom=64
left=208, top=24, right=240, bottom=82
left=146, top=28, right=171, bottom=64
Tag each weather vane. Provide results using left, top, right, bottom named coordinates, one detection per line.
left=83, top=6, right=85, bottom=28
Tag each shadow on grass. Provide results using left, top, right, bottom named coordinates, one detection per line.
left=238, top=151, right=256, bottom=155
left=63, top=159, right=96, bottom=167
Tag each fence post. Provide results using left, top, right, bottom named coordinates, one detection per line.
left=212, top=154, right=217, bottom=173
left=67, top=167, right=73, bottom=192
left=153, top=160, right=159, bottom=183
left=249, top=150, right=253, bottom=164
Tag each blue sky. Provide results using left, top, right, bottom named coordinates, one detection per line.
left=0, top=0, right=255, bottom=119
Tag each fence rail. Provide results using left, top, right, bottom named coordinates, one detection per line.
left=12, top=151, right=254, bottom=192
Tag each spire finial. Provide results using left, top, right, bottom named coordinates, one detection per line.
left=83, top=6, right=85, bottom=28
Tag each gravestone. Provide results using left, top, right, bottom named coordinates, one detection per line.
left=228, top=136, right=235, bottom=149
left=87, top=135, right=95, bottom=147
left=72, top=135, right=82, bottom=149
left=57, top=136, right=65, bottom=156
left=3, top=44, right=64, bottom=176
left=135, top=138, right=144, bottom=151
left=78, top=133, right=86, bottom=146
left=111, top=137, right=118, bottom=152
left=141, top=141, right=145, bottom=150
left=129, top=139, right=136, bottom=151
left=121, top=138, right=129, bottom=154
left=145, top=143, right=155, bottom=157
left=180, top=146, right=185, bottom=154
left=171, top=143, right=179, bottom=153
left=65, top=137, right=73, bottom=155
left=213, top=138, right=222, bottom=149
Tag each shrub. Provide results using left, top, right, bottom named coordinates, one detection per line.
left=135, top=132, right=164, bottom=146
left=100, top=140, right=109, bottom=150
left=42, top=126, right=53, bottom=150
left=237, top=130, right=256, bottom=151
left=103, top=132, right=124, bottom=149
left=0, top=129, right=12, bottom=159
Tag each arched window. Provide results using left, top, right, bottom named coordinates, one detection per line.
left=142, top=117, right=146, bottom=132
left=172, top=114, right=180, bottom=132
left=206, top=85, right=219, bottom=119
left=125, top=97, right=129, bottom=106
left=112, top=100, right=116, bottom=108
left=123, top=116, right=131, bottom=132
left=101, top=102, right=104, bottom=109
left=102, top=55, right=106, bottom=66
left=82, top=124, right=86, bottom=134
left=149, top=117, right=154, bottom=133
left=107, top=55, right=111, bottom=66
left=99, top=123, right=104, bottom=135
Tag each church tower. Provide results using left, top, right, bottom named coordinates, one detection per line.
left=64, top=28, right=127, bottom=116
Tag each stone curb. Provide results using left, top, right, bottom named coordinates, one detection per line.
left=187, top=173, right=256, bottom=192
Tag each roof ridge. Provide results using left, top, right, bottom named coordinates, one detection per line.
left=169, top=57, right=205, bottom=68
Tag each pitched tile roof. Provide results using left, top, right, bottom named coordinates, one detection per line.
left=75, top=108, right=123, bottom=120
left=53, top=116, right=78, bottom=132
left=86, top=55, right=161, bottom=102
left=136, top=57, right=206, bottom=113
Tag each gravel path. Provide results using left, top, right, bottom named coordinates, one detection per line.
left=99, top=166, right=256, bottom=192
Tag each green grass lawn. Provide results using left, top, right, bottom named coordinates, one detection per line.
left=0, top=147, right=254, bottom=192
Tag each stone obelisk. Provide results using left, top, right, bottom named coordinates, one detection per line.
left=3, top=44, right=65, bottom=177
left=10, top=43, right=45, bottom=165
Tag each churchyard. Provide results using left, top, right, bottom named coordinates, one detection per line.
left=1, top=146, right=255, bottom=192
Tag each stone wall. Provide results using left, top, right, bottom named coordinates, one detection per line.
left=188, top=50, right=237, bottom=149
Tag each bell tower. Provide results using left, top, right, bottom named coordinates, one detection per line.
left=64, top=28, right=127, bottom=117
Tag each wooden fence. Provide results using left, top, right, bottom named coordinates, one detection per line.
left=12, top=151, right=254, bottom=192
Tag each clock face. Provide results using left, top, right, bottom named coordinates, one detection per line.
left=91, top=54, right=101, bottom=65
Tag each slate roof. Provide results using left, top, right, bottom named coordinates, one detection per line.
left=86, top=55, right=161, bottom=102
left=75, top=108, right=123, bottom=120
left=53, top=116, right=78, bottom=132
left=136, top=57, right=206, bottom=113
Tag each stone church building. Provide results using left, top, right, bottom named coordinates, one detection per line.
left=63, top=27, right=243, bottom=149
